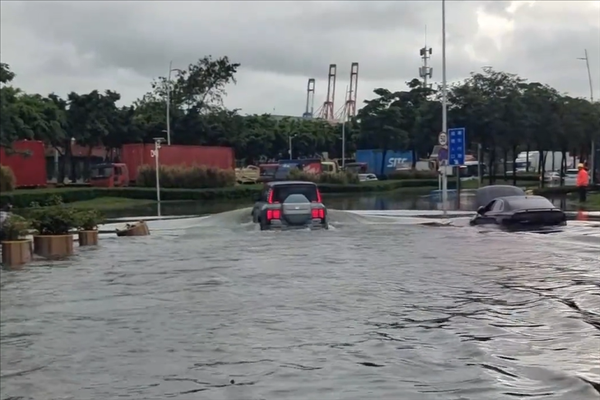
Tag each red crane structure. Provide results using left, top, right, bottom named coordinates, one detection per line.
left=302, top=78, right=316, bottom=119
left=311, top=62, right=360, bottom=123
left=318, top=64, right=337, bottom=121
left=344, top=62, right=359, bottom=120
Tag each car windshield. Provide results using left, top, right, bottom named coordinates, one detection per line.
left=90, top=166, right=112, bottom=178
left=505, top=196, right=554, bottom=211
left=272, top=184, right=318, bottom=203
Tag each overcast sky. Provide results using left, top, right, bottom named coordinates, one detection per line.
left=1, top=1, right=599, bottom=117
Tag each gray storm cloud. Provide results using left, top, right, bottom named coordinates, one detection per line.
left=1, top=0, right=598, bottom=115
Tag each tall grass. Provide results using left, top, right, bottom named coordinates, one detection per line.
left=287, top=169, right=360, bottom=184
left=136, top=165, right=236, bottom=189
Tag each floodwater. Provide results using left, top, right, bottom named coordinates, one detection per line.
left=1, top=194, right=599, bottom=400
left=99, top=190, right=588, bottom=220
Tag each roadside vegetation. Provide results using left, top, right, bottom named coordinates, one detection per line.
left=1, top=58, right=597, bottom=187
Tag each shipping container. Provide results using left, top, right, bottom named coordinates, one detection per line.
left=355, top=149, right=413, bottom=176
left=121, top=144, right=235, bottom=183
left=0, top=140, right=47, bottom=188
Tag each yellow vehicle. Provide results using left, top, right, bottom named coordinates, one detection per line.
left=235, top=165, right=260, bottom=184
left=321, top=160, right=340, bottom=173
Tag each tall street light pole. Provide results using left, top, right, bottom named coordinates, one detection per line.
left=342, top=85, right=349, bottom=169
left=166, top=61, right=183, bottom=146
left=441, top=0, right=449, bottom=216
left=288, top=133, right=297, bottom=160
left=577, top=49, right=596, bottom=182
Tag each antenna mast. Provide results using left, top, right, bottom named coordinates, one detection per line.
left=419, top=25, right=433, bottom=89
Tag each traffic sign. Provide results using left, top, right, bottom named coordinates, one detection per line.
left=438, top=132, right=447, bottom=146
left=448, top=127, right=466, bottom=166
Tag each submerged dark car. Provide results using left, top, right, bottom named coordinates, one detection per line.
left=251, top=181, right=328, bottom=231
left=470, top=186, right=567, bottom=229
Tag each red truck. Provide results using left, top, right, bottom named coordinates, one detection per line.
left=89, top=144, right=236, bottom=187
left=0, top=140, right=47, bottom=188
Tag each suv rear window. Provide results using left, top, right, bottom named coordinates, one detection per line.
left=260, top=166, right=278, bottom=177
left=272, top=184, right=318, bottom=203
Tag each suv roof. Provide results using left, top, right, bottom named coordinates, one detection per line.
left=266, top=181, right=318, bottom=187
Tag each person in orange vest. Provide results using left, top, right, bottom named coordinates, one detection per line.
left=576, top=163, right=589, bottom=202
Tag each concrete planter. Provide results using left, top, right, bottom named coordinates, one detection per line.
left=33, top=235, right=74, bottom=259
left=1, top=240, right=33, bottom=267
left=78, top=230, right=99, bottom=246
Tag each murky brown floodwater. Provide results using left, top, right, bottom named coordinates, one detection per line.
left=1, top=201, right=599, bottom=399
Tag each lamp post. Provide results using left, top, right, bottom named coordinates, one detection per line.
left=342, top=85, right=349, bottom=169
left=577, top=49, right=596, bottom=182
left=151, top=138, right=164, bottom=206
left=165, top=61, right=183, bottom=146
left=441, top=0, right=449, bottom=216
left=288, top=133, right=297, bottom=160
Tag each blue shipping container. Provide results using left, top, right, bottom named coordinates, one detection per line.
left=355, top=149, right=413, bottom=175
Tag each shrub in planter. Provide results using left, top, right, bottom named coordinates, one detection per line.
left=136, top=164, right=236, bottom=189
left=29, top=197, right=78, bottom=258
left=1, top=214, right=33, bottom=266
left=0, top=165, right=16, bottom=192
left=1, top=214, right=30, bottom=241
left=75, top=209, right=104, bottom=246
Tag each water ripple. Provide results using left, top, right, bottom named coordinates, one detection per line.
left=1, top=210, right=599, bottom=399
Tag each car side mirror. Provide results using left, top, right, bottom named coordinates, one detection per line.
left=477, top=206, right=485, bottom=215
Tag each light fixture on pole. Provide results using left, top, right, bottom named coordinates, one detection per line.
left=288, top=133, right=297, bottom=160
left=165, top=61, right=183, bottom=146
left=441, top=0, right=449, bottom=216
left=577, top=49, right=596, bottom=182
left=151, top=138, right=165, bottom=205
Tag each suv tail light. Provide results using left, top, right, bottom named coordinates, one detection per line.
left=267, top=209, right=281, bottom=220
left=311, top=208, right=325, bottom=219
left=315, top=189, right=322, bottom=203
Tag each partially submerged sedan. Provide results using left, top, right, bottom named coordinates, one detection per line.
left=251, top=181, right=328, bottom=231
left=470, top=185, right=567, bottom=229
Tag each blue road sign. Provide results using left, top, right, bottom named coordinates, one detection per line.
left=448, top=127, right=466, bottom=166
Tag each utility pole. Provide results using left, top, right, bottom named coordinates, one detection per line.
left=165, top=62, right=182, bottom=146
left=342, top=85, right=349, bottom=168
left=441, top=0, right=448, bottom=216
left=577, top=49, right=596, bottom=183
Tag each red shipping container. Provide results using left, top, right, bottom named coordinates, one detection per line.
left=121, top=144, right=235, bottom=182
left=0, top=140, right=47, bottom=188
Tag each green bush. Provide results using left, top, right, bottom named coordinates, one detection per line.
left=136, top=164, right=236, bottom=189
left=0, top=165, right=16, bottom=192
left=76, top=209, right=105, bottom=230
left=288, top=169, right=360, bottom=184
left=1, top=214, right=31, bottom=240
left=29, top=197, right=80, bottom=235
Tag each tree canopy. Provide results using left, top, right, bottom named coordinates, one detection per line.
left=1, top=57, right=598, bottom=180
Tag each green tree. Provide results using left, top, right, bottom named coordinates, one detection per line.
left=357, top=88, right=409, bottom=175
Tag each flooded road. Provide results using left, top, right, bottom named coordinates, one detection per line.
left=1, top=202, right=599, bottom=399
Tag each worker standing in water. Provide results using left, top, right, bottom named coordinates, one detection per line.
left=576, top=163, right=589, bottom=202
